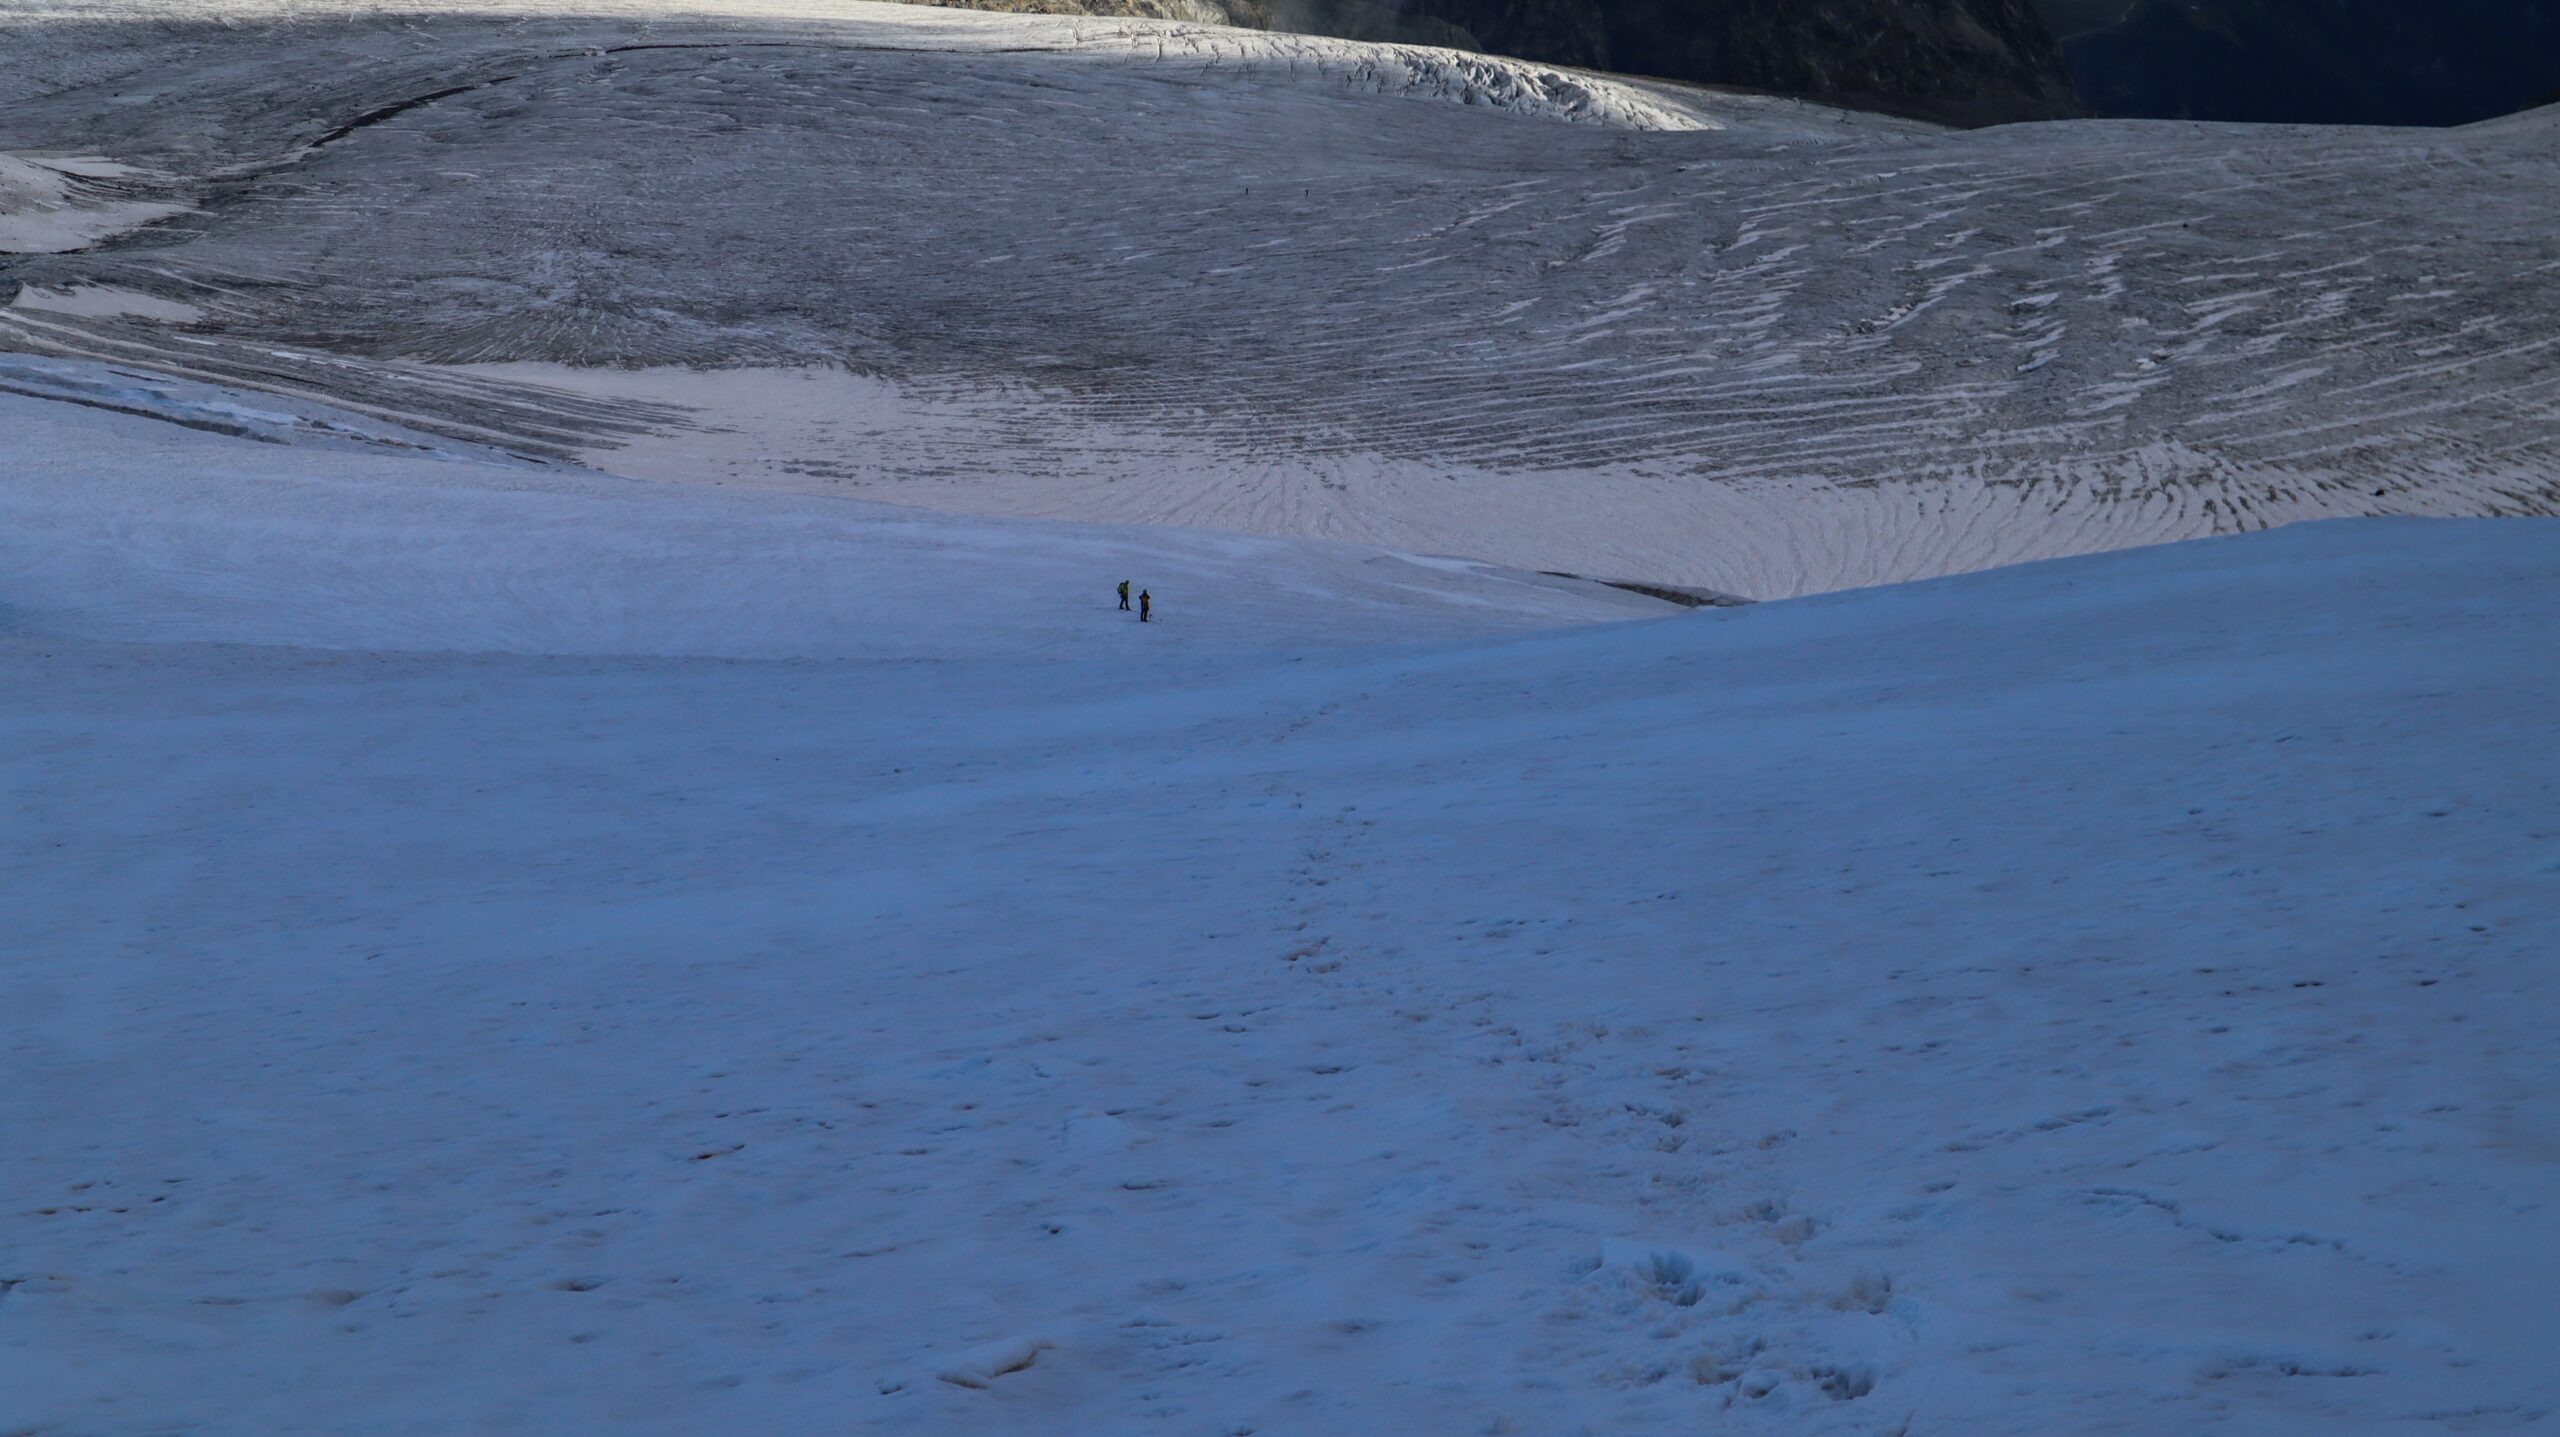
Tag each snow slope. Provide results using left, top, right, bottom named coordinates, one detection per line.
left=2, top=0, right=2552, bottom=596
left=0, top=378, right=1668, bottom=657
left=4, top=376, right=2554, bottom=1434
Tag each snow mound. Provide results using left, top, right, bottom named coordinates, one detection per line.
left=932, top=1335, right=1055, bottom=1388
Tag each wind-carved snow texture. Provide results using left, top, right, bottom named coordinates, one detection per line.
left=0, top=152, right=186, bottom=253
left=3, top=382, right=2556, bottom=1434
left=2, top=0, right=2552, bottom=596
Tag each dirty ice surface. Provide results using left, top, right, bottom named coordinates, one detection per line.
left=3, top=379, right=2555, bottom=1435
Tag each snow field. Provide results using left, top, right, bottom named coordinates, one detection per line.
left=3, top=386, right=2554, bottom=1434
left=3, top=3, right=2554, bottom=1426
left=0, top=382, right=1666, bottom=658
left=3, top=0, right=2550, bottom=598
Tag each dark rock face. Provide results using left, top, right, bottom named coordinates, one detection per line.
left=1361, top=0, right=2081, bottom=123
left=2040, top=0, right=2560, bottom=127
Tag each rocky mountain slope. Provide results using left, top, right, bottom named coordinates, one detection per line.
left=1382, top=0, right=2079, bottom=123
left=1132, top=0, right=2083, bottom=122
left=2038, top=0, right=2560, bottom=126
